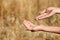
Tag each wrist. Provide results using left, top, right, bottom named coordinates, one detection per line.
left=34, top=26, right=46, bottom=31
left=41, top=26, right=49, bottom=31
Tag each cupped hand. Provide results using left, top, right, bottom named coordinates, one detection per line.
left=35, top=7, right=60, bottom=20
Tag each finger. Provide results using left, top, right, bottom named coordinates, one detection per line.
left=38, top=12, right=55, bottom=20
left=40, top=9, right=46, bottom=14
left=35, top=9, right=53, bottom=20
left=35, top=13, right=47, bottom=20
left=23, top=20, right=33, bottom=31
left=25, top=20, right=35, bottom=26
left=37, top=9, right=53, bottom=20
left=38, top=9, right=48, bottom=17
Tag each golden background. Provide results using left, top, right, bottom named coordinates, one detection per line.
left=0, top=0, right=60, bottom=40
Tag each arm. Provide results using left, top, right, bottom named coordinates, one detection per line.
left=23, top=20, right=60, bottom=33
left=33, top=26, right=60, bottom=33
left=56, top=8, right=60, bottom=13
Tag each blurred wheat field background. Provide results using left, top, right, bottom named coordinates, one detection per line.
left=0, top=0, right=60, bottom=40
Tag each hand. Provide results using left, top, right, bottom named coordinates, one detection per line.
left=35, top=7, right=60, bottom=20
left=23, top=20, right=45, bottom=31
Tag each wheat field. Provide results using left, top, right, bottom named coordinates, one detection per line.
left=0, top=0, right=60, bottom=40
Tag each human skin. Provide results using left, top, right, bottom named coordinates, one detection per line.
left=35, top=7, right=60, bottom=20
left=23, top=7, right=60, bottom=33
left=23, top=20, right=60, bottom=33
left=33, top=25, right=60, bottom=33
